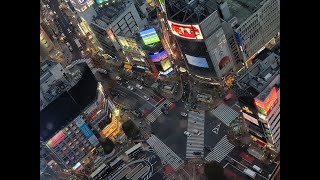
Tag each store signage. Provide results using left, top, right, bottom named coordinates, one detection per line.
left=47, top=131, right=65, bottom=148
left=254, top=87, right=278, bottom=116
left=167, top=21, right=203, bottom=40
left=242, top=112, right=259, bottom=126
left=78, top=0, right=87, bottom=5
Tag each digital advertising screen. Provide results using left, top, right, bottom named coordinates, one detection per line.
left=254, top=87, right=278, bottom=116
left=149, top=49, right=168, bottom=62
left=185, top=54, right=209, bottom=68
left=95, top=0, right=108, bottom=4
left=47, top=131, right=65, bottom=148
left=243, top=112, right=259, bottom=126
left=160, top=58, right=172, bottom=71
left=139, top=28, right=160, bottom=45
left=214, top=44, right=232, bottom=70
left=167, top=21, right=203, bottom=40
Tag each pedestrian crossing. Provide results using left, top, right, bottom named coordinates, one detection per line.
left=146, top=135, right=184, bottom=170
left=186, top=111, right=205, bottom=159
left=204, top=135, right=235, bottom=163
left=145, top=99, right=172, bottom=123
left=211, top=103, right=239, bottom=126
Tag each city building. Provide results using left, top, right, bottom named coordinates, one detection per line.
left=164, top=0, right=237, bottom=82
left=226, top=0, right=280, bottom=67
left=40, top=63, right=102, bottom=169
left=70, top=0, right=148, bottom=57
left=235, top=50, right=280, bottom=152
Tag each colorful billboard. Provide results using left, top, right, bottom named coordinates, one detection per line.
left=185, top=54, right=209, bottom=68
left=139, top=28, right=160, bottom=45
left=160, top=58, right=172, bottom=71
left=95, top=0, right=107, bottom=4
left=242, top=112, right=259, bottom=126
left=149, top=49, right=168, bottom=62
left=75, top=116, right=98, bottom=145
left=167, top=21, right=203, bottom=40
left=47, top=131, right=65, bottom=148
left=254, top=87, right=278, bottom=116
left=213, top=44, right=231, bottom=70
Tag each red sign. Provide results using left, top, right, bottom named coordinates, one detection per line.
left=167, top=21, right=203, bottom=39
left=47, top=131, right=65, bottom=148
left=254, top=87, right=278, bottom=115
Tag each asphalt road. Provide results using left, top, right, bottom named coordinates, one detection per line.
left=48, top=0, right=82, bottom=60
left=151, top=101, right=188, bottom=159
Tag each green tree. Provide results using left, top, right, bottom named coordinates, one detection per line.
left=122, top=120, right=140, bottom=138
left=100, top=138, right=115, bottom=154
left=204, top=161, right=227, bottom=180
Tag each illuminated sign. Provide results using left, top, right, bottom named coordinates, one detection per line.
left=160, top=58, right=172, bottom=71
left=149, top=49, right=168, bottom=62
left=159, top=67, right=174, bottom=76
left=139, top=28, right=160, bottom=45
left=95, top=0, right=108, bottom=4
left=242, top=106, right=253, bottom=114
left=167, top=21, right=203, bottom=39
left=47, top=131, right=65, bottom=148
left=72, top=162, right=81, bottom=170
left=78, top=0, right=87, bottom=5
left=185, top=54, right=209, bottom=68
left=242, top=112, right=259, bottom=126
left=254, top=87, right=278, bottom=116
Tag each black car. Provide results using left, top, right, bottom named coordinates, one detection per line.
left=193, top=152, right=201, bottom=155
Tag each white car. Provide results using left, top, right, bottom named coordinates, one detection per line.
left=180, top=112, right=188, bottom=117
left=136, top=84, right=143, bottom=90
left=67, top=28, right=71, bottom=33
left=192, top=129, right=201, bottom=136
left=184, top=131, right=191, bottom=137
left=116, top=76, right=122, bottom=80
left=143, top=96, right=150, bottom=101
left=127, top=85, right=134, bottom=91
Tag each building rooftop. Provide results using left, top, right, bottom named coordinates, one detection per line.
left=236, top=52, right=280, bottom=96
left=165, top=0, right=218, bottom=24
left=92, top=1, right=132, bottom=27
left=40, top=63, right=98, bottom=142
left=225, top=0, right=264, bottom=25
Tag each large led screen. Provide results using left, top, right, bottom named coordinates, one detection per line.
left=167, top=20, right=203, bottom=40
left=160, top=58, right=172, bottom=71
left=47, top=131, right=65, bottom=148
left=254, top=87, right=278, bottom=116
left=149, top=49, right=168, bottom=62
left=185, top=54, right=209, bottom=68
left=139, top=28, right=160, bottom=45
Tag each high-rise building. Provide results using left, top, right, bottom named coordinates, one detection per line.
left=70, top=0, right=147, bottom=57
left=40, top=62, right=105, bottom=169
left=226, top=0, right=280, bottom=67
left=235, top=50, right=280, bottom=152
left=164, top=0, right=237, bottom=82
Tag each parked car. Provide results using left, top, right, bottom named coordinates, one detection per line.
left=184, top=131, right=191, bottom=137
left=193, top=152, right=202, bottom=155
left=180, top=112, right=188, bottom=117
left=127, top=85, right=134, bottom=91
left=116, top=76, right=122, bottom=80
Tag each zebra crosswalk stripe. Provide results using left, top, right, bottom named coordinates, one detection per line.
left=211, top=104, right=239, bottom=126
left=146, top=99, right=172, bottom=123
left=205, top=135, right=235, bottom=163
left=186, top=111, right=205, bottom=159
left=147, top=135, right=184, bottom=170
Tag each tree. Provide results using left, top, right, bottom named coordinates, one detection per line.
left=100, top=138, right=115, bottom=154
left=204, top=161, right=227, bottom=180
left=122, top=120, right=140, bottom=138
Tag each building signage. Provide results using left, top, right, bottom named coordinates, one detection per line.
left=78, top=0, right=87, bottom=5
left=167, top=21, right=204, bottom=40
left=47, top=131, right=65, bottom=148
left=149, top=49, right=168, bottom=62
left=185, top=54, right=209, bottom=68
left=139, top=28, right=160, bottom=45
left=242, top=112, right=259, bottom=126
left=254, top=87, right=278, bottom=116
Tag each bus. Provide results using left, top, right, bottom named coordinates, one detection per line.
left=125, top=143, right=143, bottom=158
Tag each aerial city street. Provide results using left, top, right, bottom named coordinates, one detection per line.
left=40, top=0, right=280, bottom=179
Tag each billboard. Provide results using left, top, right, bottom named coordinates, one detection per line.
left=47, top=131, right=65, bottom=148
left=185, top=54, right=209, bottom=68
left=149, top=49, right=168, bottom=62
left=70, top=0, right=94, bottom=12
left=167, top=21, right=203, bottom=40
left=213, top=44, right=231, bottom=70
left=254, top=87, right=278, bottom=116
left=242, top=112, right=259, bottom=126
left=95, top=0, right=107, bottom=4
left=160, top=58, right=172, bottom=71
left=139, top=28, right=160, bottom=45
left=75, top=116, right=98, bottom=145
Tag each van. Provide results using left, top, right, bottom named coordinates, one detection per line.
left=252, top=165, right=263, bottom=173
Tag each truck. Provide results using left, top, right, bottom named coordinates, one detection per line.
left=243, top=168, right=256, bottom=179
left=74, top=38, right=82, bottom=49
